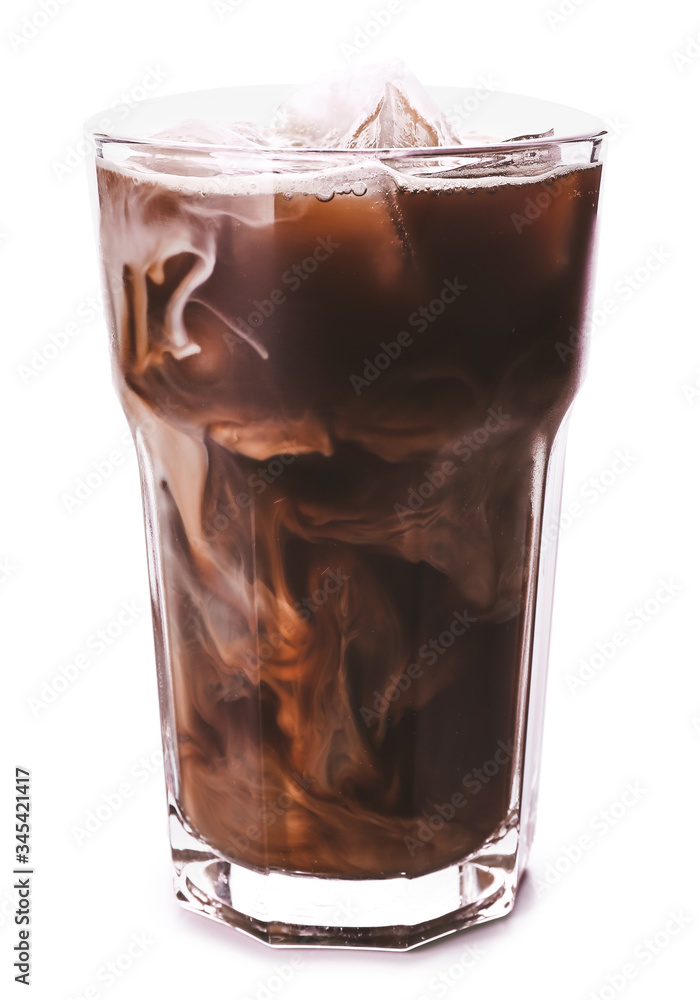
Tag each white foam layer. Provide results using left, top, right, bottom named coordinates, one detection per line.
left=96, top=151, right=599, bottom=202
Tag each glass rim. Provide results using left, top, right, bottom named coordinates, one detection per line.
left=84, top=83, right=607, bottom=158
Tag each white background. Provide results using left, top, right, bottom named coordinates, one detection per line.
left=2, top=0, right=699, bottom=997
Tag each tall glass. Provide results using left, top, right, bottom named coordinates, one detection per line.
left=86, top=86, right=605, bottom=950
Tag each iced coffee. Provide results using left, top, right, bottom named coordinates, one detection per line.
left=88, top=62, right=605, bottom=947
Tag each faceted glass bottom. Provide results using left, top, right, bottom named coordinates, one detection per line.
left=169, top=805, right=521, bottom=950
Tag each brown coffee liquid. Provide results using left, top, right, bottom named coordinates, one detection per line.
left=97, top=158, right=601, bottom=877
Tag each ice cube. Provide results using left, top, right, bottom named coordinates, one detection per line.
left=139, top=118, right=275, bottom=183
left=272, top=60, right=461, bottom=149
left=150, top=119, right=271, bottom=147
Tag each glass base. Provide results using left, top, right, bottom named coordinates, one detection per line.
left=169, top=805, right=521, bottom=950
